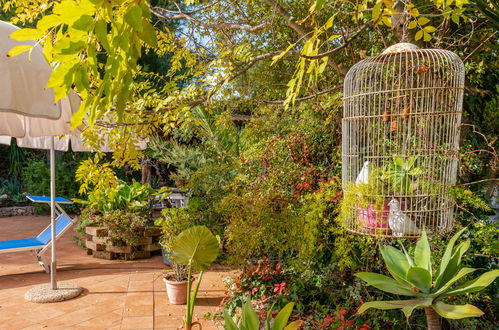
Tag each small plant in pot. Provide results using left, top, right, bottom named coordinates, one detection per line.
left=171, top=225, right=220, bottom=329
left=155, top=207, right=195, bottom=305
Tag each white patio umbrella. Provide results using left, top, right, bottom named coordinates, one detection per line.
left=0, top=20, right=75, bottom=293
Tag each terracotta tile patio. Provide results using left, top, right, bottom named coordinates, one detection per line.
left=0, top=216, right=235, bottom=329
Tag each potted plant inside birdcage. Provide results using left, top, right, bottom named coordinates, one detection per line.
left=341, top=156, right=425, bottom=233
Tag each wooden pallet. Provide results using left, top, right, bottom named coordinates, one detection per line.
left=85, top=226, right=162, bottom=260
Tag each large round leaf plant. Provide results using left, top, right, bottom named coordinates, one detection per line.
left=172, top=225, right=220, bottom=330
left=355, top=228, right=498, bottom=329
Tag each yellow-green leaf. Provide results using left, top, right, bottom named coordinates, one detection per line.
left=373, top=1, right=382, bottom=21
left=37, top=15, right=62, bottom=30
left=415, top=30, right=423, bottom=41
left=424, top=26, right=437, bottom=32
left=6, top=44, right=33, bottom=57
left=408, top=21, right=417, bottom=29
left=417, top=17, right=430, bottom=25
left=10, top=28, right=45, bottom=41
left=432, top=302, right=483, bottom=319
left=124, top=4, right=143, bottom=30
left=382, top=16, right=392, bottom=27
left=423, top=31, right=431, bottom=41
left=451, top=14, right=460, bottom=24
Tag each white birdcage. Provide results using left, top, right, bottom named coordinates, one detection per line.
left=341, top=43, right=465, bottom=238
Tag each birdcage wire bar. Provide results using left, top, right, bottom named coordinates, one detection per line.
left=342, top=43, right=465, bottom=238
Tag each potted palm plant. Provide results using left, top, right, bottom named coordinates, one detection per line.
left=155, top=207, right=194, bottom=305
left=171, top=225, right=220, bottom=329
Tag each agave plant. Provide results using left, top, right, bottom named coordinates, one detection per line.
left=355, top=228, right=499, bottom=330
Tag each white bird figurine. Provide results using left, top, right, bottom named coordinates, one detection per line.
left=355, top=161, right=370, bottom=184
left=388, top=199, right=421, bottom=237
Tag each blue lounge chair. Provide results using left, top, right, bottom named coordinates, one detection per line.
left=0, top=195, right=76, bottom=273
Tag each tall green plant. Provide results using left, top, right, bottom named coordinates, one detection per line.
left=224, top=300, right=299, bottom=330
left=171, top=225, right=220, bottom=330
left=355, top=229, right=499, bottom=330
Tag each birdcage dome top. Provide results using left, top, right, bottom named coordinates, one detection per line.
left=381, top=42, right=420, bottom=54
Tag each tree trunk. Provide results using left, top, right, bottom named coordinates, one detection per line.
left=425, top=307, right=442, bottom=330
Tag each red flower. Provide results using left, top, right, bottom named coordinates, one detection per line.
left=252, top=287, right=259, bottom=295
left=357, top=325, right=371, bottom=330
left=273, top=282, right=286, bottom=294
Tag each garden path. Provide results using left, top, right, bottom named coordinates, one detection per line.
left=0, top=215, right=235, bottom=329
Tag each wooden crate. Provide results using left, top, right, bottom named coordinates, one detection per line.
left=85, top=226, right=162, bottom=260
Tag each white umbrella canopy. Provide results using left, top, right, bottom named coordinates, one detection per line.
left=0, top=21, right=63, bottom=137
left=0, top=20, right=79, bottom=294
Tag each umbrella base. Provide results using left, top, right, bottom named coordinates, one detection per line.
left=25, top=282, right=83, bottom=303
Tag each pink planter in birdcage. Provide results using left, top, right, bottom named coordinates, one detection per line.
left=357, top=201, right=406, bottom=229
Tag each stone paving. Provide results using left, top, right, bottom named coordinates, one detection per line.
left=0, top=216, right=236, bottom=329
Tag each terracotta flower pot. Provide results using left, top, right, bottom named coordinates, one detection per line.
left=163, top=278, right=188, bottom=305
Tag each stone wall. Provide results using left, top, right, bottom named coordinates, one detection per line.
left=0, top=206, right=36, bottom=217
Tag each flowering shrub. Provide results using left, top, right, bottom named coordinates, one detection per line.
left=222, top=259, right=290, bottom=318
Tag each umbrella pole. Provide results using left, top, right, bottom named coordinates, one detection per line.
left=50, top=136, right=57, bottom=290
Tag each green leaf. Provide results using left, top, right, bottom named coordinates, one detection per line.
left=284, top=321, right=301, bottom=330
left=380, top=245, right=412, bottom=287
left=355, top=272, right=418, bottom=296
left=435, top=228, right=467, bottom=287
left=451, top=14, right=460, bottom=24
left=441, top=269, right=499, bottom=297
left=139, top=19, right=158, bottom=47
left=72, top=14, right=94, bottom=31
left=357, top=299, right=428, bottom=314
left=6, top=45, right=33, bottom=57
left=432, top=268, right=476, bottom=296
left=273, top=302, right=294, bottom=330
left=401, top=298, right=433, bottom=318
left=125, top=4, right=143, bottom=30
left=406, top=267, right=432, bottom=293
left=241, top=300, right=260, bottom=330
left=272, top=42, right=297, bottom=65
left=400, top=243, right=415, bottom=267
left=414, top=229, right=431, bottom=273
left=417, top=17, right=430, bottom=25
left=223, top=311, right=238, bottom=330
left=10, top=28, right=45, bottom=41
left=172, top=226, right=220, bottom=271
left=37, top=15, right=62, bottom=30
left=95, top=19, right=110, bottom=52
left=435, top=238, right=470, bottom=289
left=432, top=301, right=484, bottom=319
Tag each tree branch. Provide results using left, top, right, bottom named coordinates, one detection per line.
left=300, top=22, right=372, bottom=60
left=257, top=84, right=343, bottom=104
left=151, top=6, right=270, bottom=32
